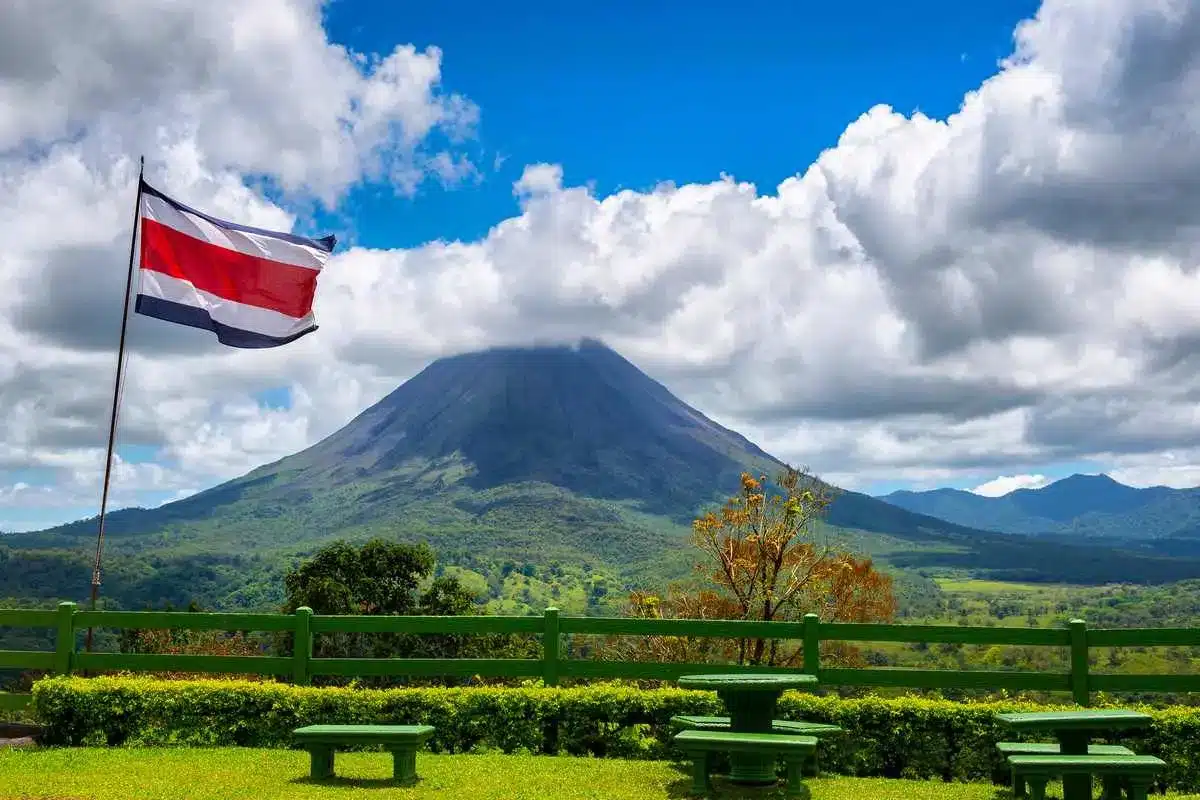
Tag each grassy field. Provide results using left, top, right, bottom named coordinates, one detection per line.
left=2, top=748, right=1199, bottom=800
left=933, top=579, right=1066, bottom=593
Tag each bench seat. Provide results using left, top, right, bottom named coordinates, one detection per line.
left=673, top=729, right=817, bottom=799
left=292, top=724, right=435, bottom=783
left=997, top=742, right=1134, bottom=756
left=671, top=714, right=843, bottom=737
left=997, top=743, right=1136, bottom=799
left=1006, top=754, right=1166, bottom=800
left=671, top=714, right=841, bottom=776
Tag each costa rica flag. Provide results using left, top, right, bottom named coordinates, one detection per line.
left=134, top=179, right=336, bottom=348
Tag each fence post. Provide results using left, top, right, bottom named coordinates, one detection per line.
left=53, top=601, right=77, bottom=676
left=1069, top=618, right=1089, bottom=706
left=293, top=607, right=313, bottom=686
left=542, top=607, right=560, bottom=687
left=803, top=613, right=821, bottom=677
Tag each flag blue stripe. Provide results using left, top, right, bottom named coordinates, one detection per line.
left=134, top=295, right=317, bottom=349
left=139, top=179, right=337, bottom=253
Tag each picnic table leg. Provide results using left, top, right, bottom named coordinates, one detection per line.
left=1125, top=777, right=1150, bottom=800
left=720, top=689, right=780, bottom=785
left=309, top=746, right=335, bottom=780
left=1100, top=775, right=1123, bottom=800
left=1056, top=732, right=1091, bottom=800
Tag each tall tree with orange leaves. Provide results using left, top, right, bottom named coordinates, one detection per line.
left=609, top=467, right=896, bottom=667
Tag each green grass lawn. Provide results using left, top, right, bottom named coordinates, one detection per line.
left=2, top=748, right=1200, bottom=800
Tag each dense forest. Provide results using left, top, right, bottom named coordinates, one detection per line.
left=9, top=472, right=1200, bottom=705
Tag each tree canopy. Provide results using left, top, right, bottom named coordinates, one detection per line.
left=611, top=467, right=897, bottom=667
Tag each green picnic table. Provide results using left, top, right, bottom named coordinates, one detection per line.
left=677, top=673, right=818, bottom=786
left=995, top=709, right=1153, bottom=800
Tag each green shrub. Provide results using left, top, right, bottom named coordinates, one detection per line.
left=31, top=677, right=1200, bottom=791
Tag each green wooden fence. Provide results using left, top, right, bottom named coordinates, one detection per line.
left=3, top=602, right=1200, bottom=712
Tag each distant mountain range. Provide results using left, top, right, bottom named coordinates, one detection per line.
left=6, top=341, right=1200, bottom=616
left=879, top=474, right=1200, bottom=544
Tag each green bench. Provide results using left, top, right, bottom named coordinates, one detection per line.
left=1005, top=754, right=1166, bottom=800
left=292, top=724, right=435, bottom=784
left=671, top=714, right=842, bottom=775
left=997, top=742, right=1134, bottom=798
left=673, top=729, right=817, bottom=799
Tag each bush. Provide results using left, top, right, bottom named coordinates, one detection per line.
left=31, top=676, right=1200, bottom=791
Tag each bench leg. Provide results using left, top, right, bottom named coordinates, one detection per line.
left=309, top=747, right=334, bottom=780
left=391, top=748, right=418, bottom=784
left=1027, top=776, right=1048, bottom=800
left=1012, top=766, right=1026, bottom=798
left=1126, top=780, right=1150, bottom=800
left=806, top=750, right=820, bottom=777
left=1100, top=775, right=1123, bottom=800
left=784, top=759, right=811, bottom=800
left=689, top=755, right=711, bottom=797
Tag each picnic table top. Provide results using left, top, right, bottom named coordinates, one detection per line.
left=676, top=673, right=818, bottom=692
left=994, top=709, right=1153, bottom=732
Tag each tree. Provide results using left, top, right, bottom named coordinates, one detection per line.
left=281, top=539, right=536, bottom=679
left=609, top=468, right=896, bottom=667
left=282, top=539, right=445, bottom=619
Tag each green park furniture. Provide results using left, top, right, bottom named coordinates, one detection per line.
left=674, top=729, right=817, bottom=799
left=995, top=710, right=1154, bottom=800
left=1006, top=754, right=1165, bottom=800
left=292, top=724, right=435, bottom=783
left=670, top=714, right=843, bottom=775
left=676, top=673, right=819, bottom=785
left=996, top=741, right=1134, bottom=798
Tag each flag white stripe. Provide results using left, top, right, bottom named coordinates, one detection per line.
left=140, top=193, right=327, bottom=272
left=138, top=270, right=316, bottom=339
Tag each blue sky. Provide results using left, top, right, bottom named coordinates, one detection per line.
left=319, top=0, right=1040, bottom=250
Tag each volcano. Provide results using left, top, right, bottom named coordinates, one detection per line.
left=263, top=338, right=781, bottom=518
left=11, top=339, right=1200, bottom=613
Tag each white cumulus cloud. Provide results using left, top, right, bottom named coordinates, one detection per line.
left=971, top=474, right=1052, bottom=498
left=4, top=0, right=1200, bottom=531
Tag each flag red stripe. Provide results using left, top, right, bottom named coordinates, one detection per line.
left=139, top=218, right=318, bottom=319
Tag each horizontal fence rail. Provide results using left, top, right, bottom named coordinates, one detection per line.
left=2, top=603, right=1199, bottom=712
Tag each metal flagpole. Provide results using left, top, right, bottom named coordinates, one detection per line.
left=84, top=155, right=145, bottom=654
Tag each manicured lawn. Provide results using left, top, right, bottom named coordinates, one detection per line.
left=0, top=748, right=1197, bottom=800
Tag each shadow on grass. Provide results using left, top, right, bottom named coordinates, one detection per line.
left=663, top=761, right=1024, bottom=800
left=289, top=776, right=417, bottom=790
left=662, top=764, right=797, bottom=800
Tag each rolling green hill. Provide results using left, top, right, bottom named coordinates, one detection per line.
left=6, top=340, right=1200, bottom=621
left=879, top=474, right=1200, bottom=551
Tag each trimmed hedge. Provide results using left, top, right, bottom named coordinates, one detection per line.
left=31, top=677, right=1200, bottom=791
